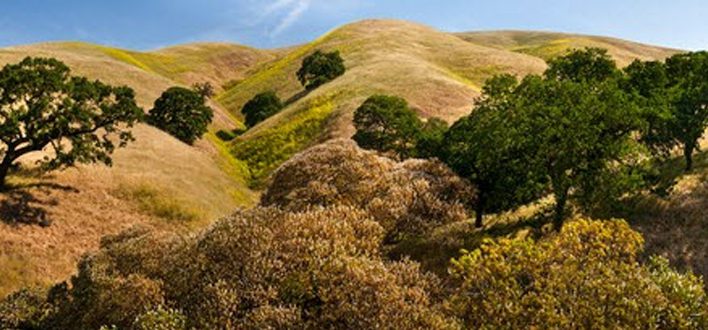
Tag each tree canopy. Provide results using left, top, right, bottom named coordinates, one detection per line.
left=515, top=49, right=643, bottom=230
left=147, top=86, right=213, bottom=145
left=296, top=50, right=345, bottom=90
left=352, top=95, right=423, bottom=159
left=241, top=90, right=283, bottom=128
left=0, top=57, right=143, bottom=188
left=624, top=52, right=708, bottom=171
left=444, top=74, right=545, bottom=227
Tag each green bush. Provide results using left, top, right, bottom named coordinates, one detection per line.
left=449, top=219, right=708, bottom=329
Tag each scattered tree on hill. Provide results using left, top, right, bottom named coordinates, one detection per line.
left=444, top=74, right=545, bottom=228
left=296, top=50, right=345, bottom=90
left=0, top=57, right=143, bottom=189
left=147, top=86, right=213, bottom=145
left=353, top=95, right=423, bottom=159
left=192, top=82, right=214, bottom=99
left=625, top=52, right=708, bottom=171
left=241, top=91, right=283, bottom=128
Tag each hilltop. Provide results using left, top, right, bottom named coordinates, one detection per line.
left=456, top=30, right=680, bottom=66
left=0, top=19, right=686, bottom=297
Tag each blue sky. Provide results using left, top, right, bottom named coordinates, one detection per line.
left=1, top=0, right=706, bottom=51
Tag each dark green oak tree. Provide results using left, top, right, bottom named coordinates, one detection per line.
left=624, top=52, right=708, bottom=171
left=665, top=52, right=708, bottom=171
left=353, top=95, right=422, bottom=159
left=296, top=50, right=345, bottom=90
left=147, top=86, right=213, bottom=145
left=241, top=91, right=283, bottom=128
left=517, top=48, right=643, bottom=230
left=0, top=57, right=143, bottom=189
left=444, top=74, right=545, bottom=227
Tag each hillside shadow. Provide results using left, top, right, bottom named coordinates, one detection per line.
left=0, top=182, right=78, bottom=227
left=284, top=89, right=312, bottom=106
left=646, top=150, right=708, bottom=197
left=387, top=206, right=554, bottom=276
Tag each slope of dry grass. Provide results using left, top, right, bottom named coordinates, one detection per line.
left=455, top=30, right=681, bottom=66
left=220, top=20, right=548, bottom=184
left=0, top=42, right=262, bottom=297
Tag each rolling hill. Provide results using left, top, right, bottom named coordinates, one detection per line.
left=0, top=19, right=688, bottom=297
left=455, top=30, right=680, bottom=66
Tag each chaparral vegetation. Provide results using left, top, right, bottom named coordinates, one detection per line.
left=0, top=17, right=707, bottom=330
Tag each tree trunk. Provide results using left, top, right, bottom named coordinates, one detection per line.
left=474, top=206, right=484, bottom=228
left=552, top=186, right=569, bottom=232
left=684, top=142, right=694, bottom=172
left=0, top=159, right=11, bottom=191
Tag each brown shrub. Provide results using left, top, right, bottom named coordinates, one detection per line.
left=15, top=206, right=455, bottom=329
left=261, top=139, right=475, bottom=242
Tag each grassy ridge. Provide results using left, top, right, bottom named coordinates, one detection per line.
left=456, top=30, right=681, bottom=66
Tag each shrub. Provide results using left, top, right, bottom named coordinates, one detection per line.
left=147, top=86, right=213, bottom=145
left=241, top=90, right=283, bottom=128
left=297, top=50, right=346, bottom=90
left=261, top=139, right=475, bottom=242
left=448, top=219, right=708, bottom=329
left=9, top=207, right=455, bottom=329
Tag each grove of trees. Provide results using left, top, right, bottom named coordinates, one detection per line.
left=146, top=86, right=213, bottom=145
left=0, top=57, right=143, bottom=189
left=354, top=48, right=708, bottom=230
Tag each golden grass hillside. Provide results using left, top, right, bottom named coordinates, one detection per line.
left=455, top=30, right=681, bottom=66
left=221, top=19, right=549, bottom=183
left=0, top=42, right=263, bottom=297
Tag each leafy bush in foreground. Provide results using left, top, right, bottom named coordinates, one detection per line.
left=3, top=208, right=453, bottom=329
left=449, top=219, right=708, bottom=329
left=2, top=142, right=706, bottom=329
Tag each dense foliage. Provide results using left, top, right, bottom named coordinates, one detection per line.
left=353, top=95, right=423, bottom=159
left=450, top=219, right=708, bottom=329
left=296, top=50, right=346, bottom=90
left=444, top=74, right=545, bottom=227
left=352, top=95, right=448, bottom=159
left=147, top=86, right=213, bottom=145
left=241, top=90, right=283, bottom=128
left=262, top=139, right=474, bottom=243
left=625, top=51, right=708, bottom=171
left=0, top=57, right=143, bottom=188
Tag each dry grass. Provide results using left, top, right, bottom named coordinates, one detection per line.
left=456, top=30, right=681, bottom=66
left=220, top=19, right=548, bottom=138
left=0, top=124, right=258, bottom=297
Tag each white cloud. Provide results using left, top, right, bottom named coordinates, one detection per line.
left=266, top=0, right=312, bottom=37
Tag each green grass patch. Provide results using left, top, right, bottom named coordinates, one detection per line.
left=231, top=96, right=335, bottom=187
left=113, top=183, right=202, bottom=222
